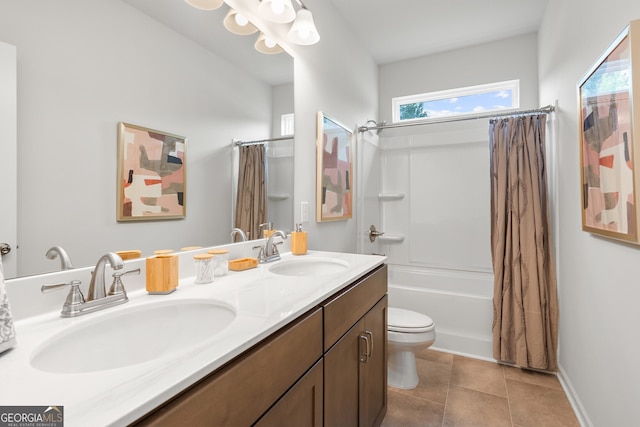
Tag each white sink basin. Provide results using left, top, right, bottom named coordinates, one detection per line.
left=30, top=299, right=236, bottom=374
left=268, top=258, right=349, bottom=277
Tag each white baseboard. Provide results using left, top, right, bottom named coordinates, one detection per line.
left=557, top=364, right=592, bottom=427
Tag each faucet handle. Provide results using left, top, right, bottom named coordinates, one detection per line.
left=109, top=268, right=140, bottom=296
left=253, top=245, right=266, bottom=263
left=270, top=240, right=284, bottom=255
left=113, top=268, right=141, bottom=278
left=42, top=280, right=85, bottom=308
left=42, top=280, right=82, bottom=294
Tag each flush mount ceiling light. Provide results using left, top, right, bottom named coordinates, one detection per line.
left=258, top=0, right=296, bottom=24
left=287, top=6, right=319, bottom=45
left=255, top=32, right=284, bottom=54
left=224, top=9, right=258, bottom=35
left=184, top=0, right=224, bottom=10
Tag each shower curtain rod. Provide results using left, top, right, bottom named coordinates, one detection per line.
left=233, top=136, right=294, bottom=147
left=357, top=104, right=556, bottom=133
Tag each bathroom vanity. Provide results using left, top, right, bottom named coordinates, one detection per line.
left=134, top=263, right=388, bottom=426
left=1, top=250, right=386, bottom=427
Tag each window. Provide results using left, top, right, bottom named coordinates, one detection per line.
left=281, top=113, right=294, bottom=136
left=392, top=80, right=520, bottom=123
left=580, top=57, right=629, bottom=98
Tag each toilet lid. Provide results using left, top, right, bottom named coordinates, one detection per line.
left=388, top=307, right=434, bottom=333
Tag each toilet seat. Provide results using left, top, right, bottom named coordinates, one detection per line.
left=388, top=307, right=434, bottom=333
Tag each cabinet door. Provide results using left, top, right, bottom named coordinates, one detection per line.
left=323, top=265, right=388, bottom=352
left=324, top=319, right=363, bottom=426
left=254, top=359, right=323, bottom=427
left=359, top=295, right=388, bottom=427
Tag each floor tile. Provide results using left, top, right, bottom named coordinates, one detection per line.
left=383, top=350, right=580, bottom=427
left=443, top=385, right=512, bottom=427
left=382, top=389, right=445, bottom=427
left=392, top=350, right=452, bottom=405
left=450, top=355, right=507, bottom=397
left=417, top=348, right=454, bottom=365
left=506, top=379, right=580, bottom=427
left=503, top=364, right=563, bottom=390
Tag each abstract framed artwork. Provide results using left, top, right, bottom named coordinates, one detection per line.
left=117, top=122, right=186, bottom=221
left=579, top=20, right=640, bottom=244
left=316, top=112, right=354, bottom=222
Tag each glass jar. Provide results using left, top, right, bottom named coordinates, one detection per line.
left=193, top=254, right=214, bottom=284
left=208, top=249, right=229, bottom=276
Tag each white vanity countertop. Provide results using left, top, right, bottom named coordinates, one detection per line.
left=0, top=251, right=386, bottom=427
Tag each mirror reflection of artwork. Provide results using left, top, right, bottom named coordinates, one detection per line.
left=316, top=112, right=353, bottom=222
left=579, top=21, right=640, bottom=243
left=117, top=122, right=186, bottom=221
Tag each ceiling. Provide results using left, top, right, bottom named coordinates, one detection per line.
left=122, top=0, right=295, bottom=86
left=122, top=0, right=549, bottom=86
left=330, top=0, right=549, bottom=65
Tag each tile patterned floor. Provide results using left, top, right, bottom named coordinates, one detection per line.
left=382, top=349, right=580, bottom=427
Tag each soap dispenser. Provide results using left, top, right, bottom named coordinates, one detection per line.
left=260, top=222, right=275, bottom=239
left=291, top=223, right=307, bottom=255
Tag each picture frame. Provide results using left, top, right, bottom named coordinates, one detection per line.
left=316, top=112, right=354, bottom=222
left=579, top=20, right=640, bottom=244
left=117, top=122, right=186, bottom=221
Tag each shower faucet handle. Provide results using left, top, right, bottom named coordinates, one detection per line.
left=368, top=225, right=385, bottom=242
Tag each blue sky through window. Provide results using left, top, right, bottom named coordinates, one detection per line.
left=393, top=80, right=519, bottom=123
left=417, top=90, right=512, bottom=118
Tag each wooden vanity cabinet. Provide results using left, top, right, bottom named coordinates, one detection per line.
left=133, top=263, right=388, bottom=427
left=133, top=307, right=324, bottom=426
left=323, top=264, right=388, bottom=427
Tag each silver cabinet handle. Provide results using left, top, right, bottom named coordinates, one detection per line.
left=365, top=330, right=373, bottom=358
left=359, top=334, right=369, bottom=362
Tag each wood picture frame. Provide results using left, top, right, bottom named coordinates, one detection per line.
left=117, top=122, right=186, bottom=221
left=579, top=20, right=640, bottom=244
left=316, top=112, right=354, bottom=222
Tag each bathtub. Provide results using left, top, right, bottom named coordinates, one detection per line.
left=387, top=264, right=494, bottom=360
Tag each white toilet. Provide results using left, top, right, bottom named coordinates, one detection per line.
left=387, top=307, right=436, bottom=389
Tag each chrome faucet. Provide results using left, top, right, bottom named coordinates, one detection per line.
left=262, top=230, right=287, bottom=263
left=230, top=227, right=248, bottom=242
left=88, top=252, right=124, bottom=301
left=45, top=245, right=74, bottom=270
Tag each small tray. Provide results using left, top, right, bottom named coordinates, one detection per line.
left=115, top=249, right=142, bottom=260
left=229, top=257, right=258, bottom=271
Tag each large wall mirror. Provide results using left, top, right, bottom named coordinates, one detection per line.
left=0, top=0, right=293, bottom=279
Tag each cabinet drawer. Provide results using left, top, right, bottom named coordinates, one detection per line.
left=322, top=264, right=387, bottom=351
left=134, top=307, right=323, bottom=426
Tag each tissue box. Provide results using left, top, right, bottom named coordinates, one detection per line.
left=146, top=254, right=178, bottom=294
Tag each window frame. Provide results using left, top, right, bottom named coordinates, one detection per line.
left=391, top=80, right=520, bottom=124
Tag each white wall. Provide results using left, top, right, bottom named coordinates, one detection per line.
left=539, top=1, right=640, bottom=425
left=379, top=33, right=541, bottom=121
left=0, top=41, right=16, bottom=277
left=286, top=0, right=378, bottom=253
left=271, top=83, right=294, bottom=137
left=0, top=0, right=273, bottom=276
left=374, top=34, right=541, bottom=359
